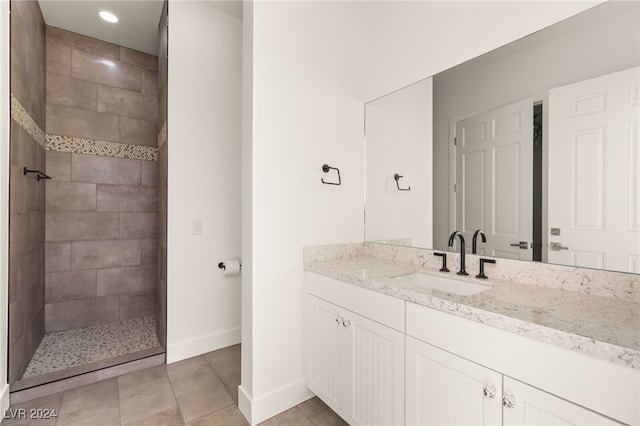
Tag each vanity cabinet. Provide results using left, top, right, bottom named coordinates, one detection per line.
left=406, top=336, right=502, bottom=425
left=406, top=302, right=635, bottom=426
left=306, top=274, right=405, bottom=426
left=305, top=272, right=638, bottom=425
left=406, top=336, right=621, bottom=426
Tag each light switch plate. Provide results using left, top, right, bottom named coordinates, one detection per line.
left=192, top=220, right=202, bottom=235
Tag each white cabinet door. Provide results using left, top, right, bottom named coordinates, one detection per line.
left=346, top=310, right=405, bottom=426
left=307, top=295, right=405, bottom=426
left=406, top=336, right=502, bottom=426
left=502, top=377, right=623, bottom=426
left=307, top=295, right=349, bottom=416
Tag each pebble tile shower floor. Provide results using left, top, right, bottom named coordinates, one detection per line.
left=22, top=316, right=161, bottom=379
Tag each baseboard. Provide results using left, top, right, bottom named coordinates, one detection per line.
left=166, top=326, right=241, bottom=364
left=238, top=384, right=252, bottom=424
left=1, top=383, right=9, bottom=419
left=238, top=378, right=314, bottom=425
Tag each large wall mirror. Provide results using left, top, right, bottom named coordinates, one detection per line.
left=365, top=1, right=640, bottom=274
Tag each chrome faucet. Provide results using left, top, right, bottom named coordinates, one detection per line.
left=448, top=231, right=468, bottom=275
left=472, top=230, right=486, bottom=254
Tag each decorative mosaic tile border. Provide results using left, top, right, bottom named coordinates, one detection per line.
left=158, top=121, right=167, bottom=148
left=10, top=93, right=45, bottom=148
left=46, top=134, right=158, bottom=162
left=11, top=92, right=159, bottom=162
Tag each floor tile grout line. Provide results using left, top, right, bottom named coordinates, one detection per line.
left=163, top=365, right=188, bottom=426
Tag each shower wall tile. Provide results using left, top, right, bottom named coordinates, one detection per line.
left=156, top=3, right=168, bottom=348
left=46, top=151, right=71, bottom=181
left=47, top=26, right=120, bottom=60
left=10, top=298, right=26, bottom=346
left=45, top=269, right=97, bottom=303
left=141, top=161, right=158, bottom=187
left=141, top=70, right=158, bottom=96
left=45, top=296, right=120, bottom=333
left=46, top=72, right=97, bottom=110
left=47, top=104, right=119, bottom=142
left=120, top=117, right=157, bottom=147
left=10, top=0, right=46, bottom=127
left=120, top=292, right=156, bottom=321
left=120, top=213, right=158, bottom=239
left=10, top=0, right=46, bottom=384
left=96, top=265, right=156, bottom=296
left=46, top=41, right=71, bottom=75
left=97, top=186, right=156, bottom=212
left=41, top=27, right=160, bottom=335
left=9, top=255, right=19, bottom=303
left=45, top=182, right=97, bottom=211
left=45, top=242, right=71, bottom=273
left=120, top=47, right=158, bottom=71
left=141, top=239, right=157, bottom=265
left=71, top=50, right=142, bottom=92
left=71, top=240, right=141, bottom=271
left=46, top=212, right=119, bottom=242
left=97, top=86, right=157, bottom=121
left=10, top=334, right=27, bottom=386
left=72, top=154, right=141, bottom=185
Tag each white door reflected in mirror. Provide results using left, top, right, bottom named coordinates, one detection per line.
left=548, top=66, right=640, bottom=273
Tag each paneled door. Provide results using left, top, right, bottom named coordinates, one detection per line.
left=455, top=98, right=534, bottom=260
left=548, top=67, right=640, bottom=272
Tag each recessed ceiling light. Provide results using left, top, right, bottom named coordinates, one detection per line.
left=99, top=10, right=118, bottom=23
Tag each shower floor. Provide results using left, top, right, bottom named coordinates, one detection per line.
left=21, top=315, right=161, bottom=380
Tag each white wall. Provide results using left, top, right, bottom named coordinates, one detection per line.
left=240, top=0, right=254, bottom=413
left=0, top=0, right=10, bottom=415
left=241, top=2, right=606, bottom=424
left=240, top=2, right=366, bottom=424
left=365, top=78, right=433, bottom=248
left=166, top=1, right=242, bottom=362
left=362, top=1, right=604, bottom=102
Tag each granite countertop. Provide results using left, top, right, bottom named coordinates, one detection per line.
left=304, top=255, right=640, bottom=370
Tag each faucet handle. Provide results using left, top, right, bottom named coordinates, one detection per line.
left=476, top=258, right=496, bottom=279
left=433, top=252, right=449, bottom=272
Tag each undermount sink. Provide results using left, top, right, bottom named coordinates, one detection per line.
left=390, top=272, right=491, bottom=296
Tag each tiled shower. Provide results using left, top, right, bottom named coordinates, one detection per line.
left=8, top=0, right=168, bottom=390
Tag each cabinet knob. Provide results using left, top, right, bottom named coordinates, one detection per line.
left=502, top=394, right=517, bottom=409
left=342, top=318, right=351, bottom=328
left=483, top=384, right=496, bottom=399
left=335, top=316, right=343, bottom=326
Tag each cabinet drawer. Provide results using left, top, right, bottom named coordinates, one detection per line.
left=306, top=272, right=405, bottom=332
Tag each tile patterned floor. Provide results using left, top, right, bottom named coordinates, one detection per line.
left=4, top=345, right=347, bottom=426
left=22, top=316, right=161, bottom=379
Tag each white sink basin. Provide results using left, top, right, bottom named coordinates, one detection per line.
left=391, top=273, right=491, bottom=296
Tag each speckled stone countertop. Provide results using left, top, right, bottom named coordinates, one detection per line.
left=304, top=245, right=640, bottom=370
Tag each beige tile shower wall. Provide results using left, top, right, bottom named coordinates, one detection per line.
left=9, top=0, right=46, bottom=384
left=44, top=27, right=159, bottom=333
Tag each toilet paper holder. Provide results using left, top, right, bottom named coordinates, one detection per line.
left=218, top=261, right=241, bottom=270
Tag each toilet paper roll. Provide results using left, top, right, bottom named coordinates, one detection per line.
left=223, top=259, right=241, bottom=276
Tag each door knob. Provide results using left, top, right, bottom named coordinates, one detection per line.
left=509, top=241, right=529, bottom=249
left=549, top=242, right=568, bottom=251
